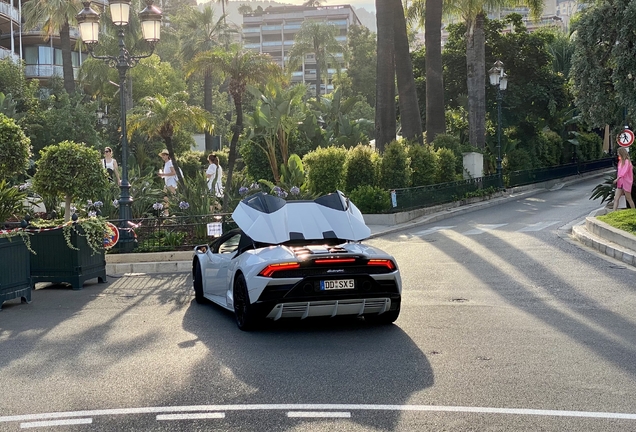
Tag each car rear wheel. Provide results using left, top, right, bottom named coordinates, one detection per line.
left=365, top=303, right=400, bottom=325
left=193, top=260, right=205, bottom=304
left=234, top=274, right=257, bottom=331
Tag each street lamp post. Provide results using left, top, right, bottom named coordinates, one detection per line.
left=76, top=0, right=162, bottom=252
left=488, top=60, right=508, bottom=189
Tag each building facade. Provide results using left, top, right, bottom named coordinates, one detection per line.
left=242, top=4, right=361, bottom=95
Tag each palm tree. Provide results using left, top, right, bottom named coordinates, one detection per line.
left=303, top=0, right=326, bottom=6
left=186, top=46, right=282, bottom=210
left=407, top=0, right=445, bottom=142
left=177, top=5, right=232, bottom=150
left=287, top=21, right=343, bottom=99
left=375, top=0, right=396, bottom=152
left=22, top=0, right=81, bottom=94
left=127, top=92, right=213, bottom=187
left=392, top=0, right=423, bottom=144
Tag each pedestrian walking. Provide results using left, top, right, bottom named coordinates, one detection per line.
left=102, top=147, right=120, bottom=185
left=613, top=147, right=635, bottom=210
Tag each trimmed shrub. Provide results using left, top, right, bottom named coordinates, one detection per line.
left=177, top=150, right=205, bottom=179
left=436, top=147, right=457, bottom=183
left=408, top=144, right=438, bottom=186
left=0, top=113, right=31, bottom=182
left=347, top=185, right=391, bottom=214
left=431, top=133, right=463, bottom=175
left=344, top=144, right=379, bottom=192
left=505, top=148, right=533, bottom=172
left=534, top=130, right=563, bottom=168
left=303, top=146, right=348, bottom=195
left=577, top=131, right=603, bottom=162
left=379, top=140, right=410, bottom=189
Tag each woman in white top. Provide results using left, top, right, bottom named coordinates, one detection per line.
left=102, top=147, right=121, bottom=184
left=158, top=149, right=178, bottom=193
left=206, top=153, right=224, bottom=198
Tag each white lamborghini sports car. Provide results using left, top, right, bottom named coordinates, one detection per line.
left=192, top=191, right=402, bottom=331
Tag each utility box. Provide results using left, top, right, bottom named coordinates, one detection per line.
left=463, top=152, right=484, bottom=179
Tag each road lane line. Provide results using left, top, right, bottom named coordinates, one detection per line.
left=288, top=411, right=351, bottom=418
left=2, top=404, right=636, bottom=423
left=20, top=418, right=92, bottom=428
left=157, top=413, right=225, bottom=420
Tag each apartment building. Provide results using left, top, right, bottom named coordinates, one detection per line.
left=0, top=0, right=98, bottom=83
left=242, top=4, right=362, bottom=95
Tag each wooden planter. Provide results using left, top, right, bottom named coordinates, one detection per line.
left=0, top=236, right=32, bottom=310
left=29, top=227, right=107, bottom=290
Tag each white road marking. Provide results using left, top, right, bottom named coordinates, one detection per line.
left=288, top=411, right=351, bottom=418
left=463, top=224, right=507, bottom=235
left=414, top=226, right=456, bottom=236
left=517, top=221, right=561, bottom=232
left=1, top=405, right=635, bottom=423
left=20, top=418, right=92, bottom=428
left=157, top=413, right=225, bottom=420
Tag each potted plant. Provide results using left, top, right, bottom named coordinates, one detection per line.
left=29, top=140, right=109, bottom=290
left=0, top=113, right=32, bottom=309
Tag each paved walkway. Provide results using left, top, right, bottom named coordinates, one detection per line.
left=105, top=171, right=635, bottom=275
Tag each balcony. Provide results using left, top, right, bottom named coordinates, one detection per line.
left=242, top=27, right=260, bottom=33
left=262, top=25, right=282, bottom=31
left=0, top=47, right=20, bottom=62
left=25, top=64, right=80, bottom=80
left=0, top=1, right=20, bottom=22
left=244, top=43, right=261, bottom=49
left=262, top=41, right=283, bottom=47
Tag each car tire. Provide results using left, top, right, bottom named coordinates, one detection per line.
left=365, top=303, right=400, bottom=325
left=193, top=260, right=206, bottom=304
left=234, top=274, right=257, bottom=331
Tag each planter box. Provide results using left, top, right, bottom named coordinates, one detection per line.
left=0, top=236, right=32, bottom=310
left=29, top=227, right=107, bottom=290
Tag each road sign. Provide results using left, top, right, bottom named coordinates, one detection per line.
left=617, top=128, right=634, bottom=147
left=104, top=222, right=119, bottom=249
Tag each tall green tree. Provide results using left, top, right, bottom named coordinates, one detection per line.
left=444, top=0, right=543, bottom=148
left=22, top=0, right=81, bottom=94
left=186, top=46, right=281, bottom=210
left=127, top=92, right=214, bottom=187
left=288, top=21, right=344, bottom=99
left=345, top=25, right=377, bottom=106
left=176, top=5, right=232, bottom=150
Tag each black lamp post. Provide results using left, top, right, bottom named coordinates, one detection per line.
left=489, top=60, right=508, bottom=189
left=77, top=0, right=162, bottom=252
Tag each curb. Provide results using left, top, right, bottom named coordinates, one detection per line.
left=571, top=216, right=636, bottom=268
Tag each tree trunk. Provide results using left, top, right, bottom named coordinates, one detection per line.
left=222, top=97, right=243, bottom=212
left=315, top=42, right=322, bottom=99
left=467, top=12, right=486, bottom=149
left=204, top=71, right=213, bottom=151
left=425, top=0, right=445, bottom=143
left=59, top=21, right=75, bottom=94
left=392, top=0, right=423, bottom=145
left=375, top=0, right=396, bottom=153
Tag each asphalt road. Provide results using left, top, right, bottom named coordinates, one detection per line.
left=1, top=177, right=635, bottom=431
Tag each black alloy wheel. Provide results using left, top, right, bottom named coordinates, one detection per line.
left=193, top=260, right=205, bottom=304
left=234, top=274, right=257, bottom=331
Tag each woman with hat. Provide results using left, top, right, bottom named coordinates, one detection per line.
left=158, top=149, right=178, bottom=194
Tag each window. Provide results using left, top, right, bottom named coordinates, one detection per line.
left=38, top=46, right=52, bottom=65
left=218, top=234, right=241, bottom=254
left=54, top=48, right=63, bottom=65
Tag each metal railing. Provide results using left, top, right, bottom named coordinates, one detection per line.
left=107, top=213, right=235, bottom=254
left=391, top=175, right=500, bottom=213
left=390, top=157, right=614, bottom=213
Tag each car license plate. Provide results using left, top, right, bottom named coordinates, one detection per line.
left=320, top=279, right=355, bottom=290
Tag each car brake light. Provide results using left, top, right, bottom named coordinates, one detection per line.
left=314, top=258, right=356, bottom=264
left=367, top=259, right=395, bottom=271
left=259, top=262, right=300, bottom=277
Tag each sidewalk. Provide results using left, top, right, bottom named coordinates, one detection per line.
left=105, top=170, right=636, bottom=275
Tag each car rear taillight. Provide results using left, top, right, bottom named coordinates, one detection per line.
left=313, top=258, right=357, bottom=265
left=258, top=262, right=300, bottom=277
left=367, top=259, right=396, bottom=271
